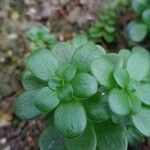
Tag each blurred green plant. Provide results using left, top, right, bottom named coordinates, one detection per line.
left=26, top=26, right=56, bottom=49
left=87, top=0, right=129, bottom=43
left=127, top=0, right=150, bottom=42
left=13, top=34, right=150, bottom=150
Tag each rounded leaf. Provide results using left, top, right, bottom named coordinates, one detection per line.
left=95, top=120, right=128, bottom=150
left=127, top=48, right=150, bottom=81
left=35, top=87, right=60, bottom=112
left=65, top=123, right=97, bottom=150
left=13, top=91, right=41, bottom=120
left=91, top=57, right=116, bottom=89
left=39, top=124, right=65, bottom=150
left=142, top=9, right=150, bottom=24
left=54, top=100, right=87, bottom=139
left=26, top=48, right=59, bottom=81
left=72, top=43, right=102, bottom=72
left=113, top=68, right=130, bottom=88
left=132, top=107, right=150, bottom=136
left=109, top=89, right=130, bottom=116
left=71, top=73, right=98, bottom=98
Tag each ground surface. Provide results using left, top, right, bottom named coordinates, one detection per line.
left=0, top=0, right=150, bottom=150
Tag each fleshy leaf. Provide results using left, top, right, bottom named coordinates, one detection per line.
left=48, top=78, right=62, bottom=91
left=72, top=43, right=102, bottom=72
left=54, top=100, right=87, bottom=139
left=58, top=84, right=73, bottom=102
left=26, top=48, right=59, bottom=81
left=71, top=73, right=98, bottom=98
left=95, top=120, right=128, bottom=150
left=22, top=72, right=47, bottom=90
left=135, top=83, right=150, bottom=105
left=13, top=90, right=41, bottom=120
left=82, top=94, right=109, bottom=122
left=142, top=9, right=150, bottom=24
left=127, top=47, right=149, bottom=81
left=65, top=123, right=97, bottom=150
left=91, top=57, right=116, bottom=89
left=39, top=124, right=65, bottom=150
left=132, top=107, right=150, bottom=136
left=113, top=68, right=130, bottom=88
left=71, top=34, right=88, bottom=49
left=35, top=87, right=60, bottom=112
left=52, top=43, right=75, bottom=65
left=109, top=89, right=130, bottom=116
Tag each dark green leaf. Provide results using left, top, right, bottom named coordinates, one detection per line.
left=65, top=123, right=97, bottom=150
left=71, top=73, right=98, bottom=98
left=26, top=48, right=59, bottom=81
left=95, top=120, right=128, bottom=150
left=35, top=87, right=60, bottom=112
left=72, top=43, right=102, bottom=72
left=22, top=72, right=47, bottom=90
left=142, top=9, right=150, bottom=24
left=13, top=91, right=41, bottom=120
left=54, top=100, right=87, bottom=139
left=109, top=89, right=130, bottom=116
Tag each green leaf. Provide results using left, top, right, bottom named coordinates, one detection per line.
left=119, top=49, right=131, bottom=67
left=71, top=34, right=88, bottom=49
left=91, top=57, right=116, bottom=89
left=95, top=120, right=128, bottom=150
left=39, top=124, right=65, bottom=150
left=72, top=43, right=102, bottom=72
left=109, top=89, right=130, bottom=116
left=82, top=94, right=109, bottom=122
left=127, top=47, right=149, bottom=81
left=48, top=78, right=62, bottom=91
left=128, top=22, right=148, bottom=42
left=132, top=107, right=150, bottom=136
left=13, top=91, right=41, bottom=120
left=95, top=45, right=106, bottom=54
left=26, top=48, right=59, bottom=81
left=22, top=72, right=47, bottom=90
left=113, top=68, right=130, bottom=88
left=128, top=93, right=141, bottom=114
left=54, top=100, right=87, bottom=139
left=135, top=83, right=150, bottom=105
left=142, top=9, right=150, bottom=24
left=58, top=84, right=73, bottom=102
left=65, top=123, right=97, bottom=150
left=71, top=73, right=98, bottom=98
left=52, top=43, right=75, bottom=65
left=35, top=87, right=60, bottom=112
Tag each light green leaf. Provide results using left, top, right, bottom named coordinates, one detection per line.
left=72, top=34, right=88, bottom=49
left=72, top=43, right=102, bottom=72
left=39, top=124, right=65, bottom=150
left=71, top=73, right=98, bottom=98
left=113, top=68, right=130, bottom=88
left=96, top=120, right=128, bottom=150
left=26, top=48, right=59, bottom=81
left=22, top=72, right=47, bottom=90
left=132, top=107, right=150, bottom=136
left=127, top=48, right=149, bottom=81
left=13, top=91, right=41, bottom=120
left=91, top=57, right=116, bottom=89
left=58, top=84, right=73, bottom=102
left=135, top=83, right=150, bottom=105
left=48, top=78, right=62, bottom=91
left=65, top=123, right=97, bottom=150
left=82, top=94, right=109, bottom=122
left=142, top=9, right=150, bottom=24
left=35, top=87, right=60, bottom=112
left=52, top=43, right=75, bottom=65
left=54, top=100, right=87, bottom=139
left=95, top=45, right=106, bottom=54
left=128, top=23, right=148, bottom=42
left=109, top=89, right=130, bottom=116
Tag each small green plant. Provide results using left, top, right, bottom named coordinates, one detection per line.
left=87, top=0, right=129, bottom=43
left=127, top=0, right=150, bottom=42
left=13, top=34, right=150, bottom=150
left=26, top=26, right=56, bottom=49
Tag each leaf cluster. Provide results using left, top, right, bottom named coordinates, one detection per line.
left=14, top=34, right=150, bottom=150
left=127, top=0, right=150, bottom=42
